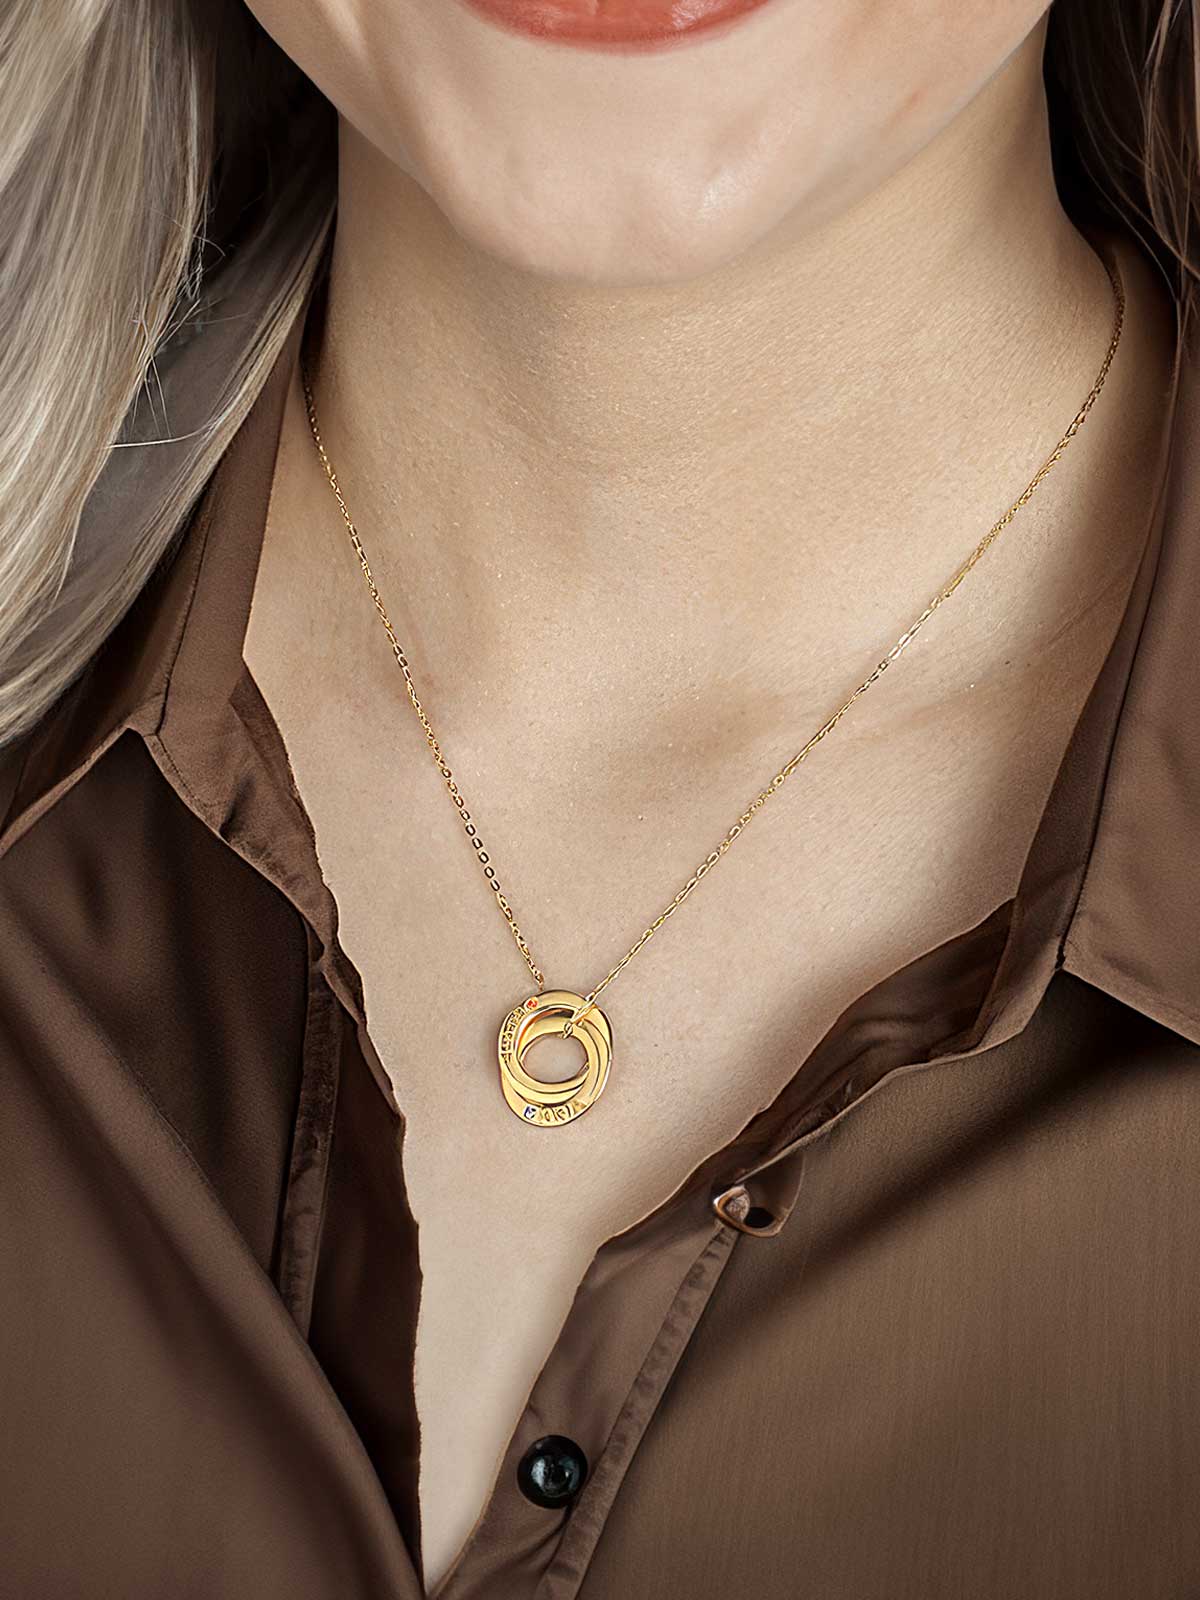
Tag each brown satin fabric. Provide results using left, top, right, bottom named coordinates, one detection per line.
left=1, top=222, right=1199, bottom=1600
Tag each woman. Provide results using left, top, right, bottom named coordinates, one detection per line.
left=1, top=0, right=1196, bottom=1595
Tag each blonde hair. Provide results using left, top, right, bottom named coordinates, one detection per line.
left=0, top=0, right=334, bottom=747
left=0, top=0, right=1194, bottom=748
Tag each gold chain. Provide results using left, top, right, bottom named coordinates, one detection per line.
left=301, top=248, right=1125, bottom=1033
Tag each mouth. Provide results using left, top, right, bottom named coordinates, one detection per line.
left=453, top=0, right=774, bottom=52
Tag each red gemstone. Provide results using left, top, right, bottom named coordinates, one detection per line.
left=526, top=997, right=538, bottom=1010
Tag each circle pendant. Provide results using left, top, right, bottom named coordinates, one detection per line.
left=498, top=990, right=613, bottom=1127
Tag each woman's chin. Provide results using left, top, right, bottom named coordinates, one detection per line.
left=406, top=144, right=808, bottom=289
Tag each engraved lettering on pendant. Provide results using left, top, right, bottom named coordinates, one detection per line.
left=497, top=990, right=613, bottom=1127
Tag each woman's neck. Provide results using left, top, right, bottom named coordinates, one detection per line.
left=293, top=17, right=1154, bottom=740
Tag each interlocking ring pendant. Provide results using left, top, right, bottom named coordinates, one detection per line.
left=498, top=990, right=613, bottom=1127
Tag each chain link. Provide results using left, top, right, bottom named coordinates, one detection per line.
left=301, top=247, right=1125, bottom=1029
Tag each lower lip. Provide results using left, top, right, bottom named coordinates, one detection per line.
left=455, top=0, right=773, bottom=51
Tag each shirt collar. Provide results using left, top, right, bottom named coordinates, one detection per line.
left=1056, top=314, right=1199, bottom=1043
left=3, top=232, right=1197, bottom=1072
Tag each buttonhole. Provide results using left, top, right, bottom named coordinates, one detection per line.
left=713, top=1184, right=780, bottom=1234
left=742, top=1205, right=776, bottom=1232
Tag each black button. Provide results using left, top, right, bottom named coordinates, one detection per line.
left=517, top=1435, right=588, bottom=1508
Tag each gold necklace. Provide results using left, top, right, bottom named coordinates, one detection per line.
left=301, top=248, right=1125, bottom=1128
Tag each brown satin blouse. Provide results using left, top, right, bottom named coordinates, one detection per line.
left=2, top=227, right=1199, bottom=1600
